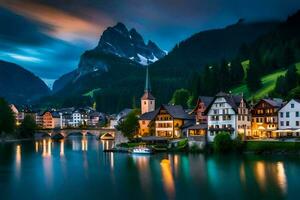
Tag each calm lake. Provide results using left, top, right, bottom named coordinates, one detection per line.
left=0, top=136, right=300, bottom=200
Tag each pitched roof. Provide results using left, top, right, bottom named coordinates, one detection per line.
left=191, top=96, right=214, bottom=114
left=278, top=99, right=299, bottom=111
left=139, top=110, right=158, bottom=120
left=186, top=124, right=208, bottom=130
left=294, top=99, right=300, bottom=104
left=139, top=104, right=193, bottom=121
left=141, top=91, right=155, bottom=100
left=162, top=104, right=193, bottom=120
left=262, top=98, right=284, bottom=108
left=51, top=111, right=60, bottom=118
left=205, top=92, right=246, bottom=114
left=89, top=111, right=101, bottom=117
left=199, top=96, right=214, bottom=107
left=117, top=108, right=133, bottom=120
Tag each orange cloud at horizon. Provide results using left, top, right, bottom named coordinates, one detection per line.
left=1, top=1, right=114, bottom=44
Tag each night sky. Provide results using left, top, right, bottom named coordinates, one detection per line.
left=0, top=0, right=300, bottom=88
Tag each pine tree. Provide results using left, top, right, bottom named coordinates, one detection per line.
left=274, top=76, right=287, bottom=96
left=218, top=59, right=231, bottom=90
left=230, top=59, right=244, bottom=85
left=282, top=46, right=295, bottom=68
left=285, top=64, right=299, bottom=90
left=246, top=64, right=262, bottom=92
left=19, top=115, right=37, bottom=138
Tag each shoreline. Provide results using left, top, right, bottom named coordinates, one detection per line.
left=3, top=137, right=300, bottom=156
left=0, top=138, right=34, bottom=143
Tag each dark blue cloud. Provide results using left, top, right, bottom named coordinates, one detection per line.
left=1, top=0, right=300, bottom=87
left=0, top=7, right=87, bottom=87
left=0, top=7, right=53, bottom=45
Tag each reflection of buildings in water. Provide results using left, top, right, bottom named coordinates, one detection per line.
left=133, top=155, right=151, bottom=193
left=82, top=136, right=88, bottom=151
left=35, top=141, right=39, bottom=153
left=109, top=152, right=114, bottom=170
left=102, top=140, right=115, bottom=170
left=276, top=162, right=287, bottom=194
left=60, top=140, right=65, bottom=156
left=72, top=139, right=81, bottom=151
left=254, top=161, right=266, bottom=191
left=101, top=140, right=114, bottom=151
left=253, top=161, right=287, bottom=195
left=42, top=139, right=52, bottom=158
left=206, top=158, right=219, bottom=189
left=240, top=163, right=246, bottom=186
left=168, top=154, right=179, bottom=177
left=160, top=159, right=175, bottom=199
left=41, top=140, right=53, bottom=187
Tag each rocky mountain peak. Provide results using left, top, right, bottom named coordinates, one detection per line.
left=114, top=22, right=128, bottom=32
left=129, top=28, right=144, bottom=44
left=94, top=22, right=166, bottom=65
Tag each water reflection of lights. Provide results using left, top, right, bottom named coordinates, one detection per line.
left=15, top=145, right=21, bottom=174
left=101, top=140, right=112, bottom=150
left=60, top=140, right=65, bottom=156
left=240, top=163, right=246, bottom=185
left=102, top=140, right=114, bottom=169
left=254, top=161, right=266, bottom=191
left=35, top=141, right=39, bottom=153
left=173, top=154, right=179, bottom=177
left=82, top=137, right=88, bottom=151
left=160, top=159, right=175, bottom=199
left=42, top=139, right=52, bottom=157
left=133, top=155, right=151, bottom=193
left=110, top=152, right=114, bottom=169
left=277, top=162, right=287, bottom=194
left=133, top=155, right=149, bottom=168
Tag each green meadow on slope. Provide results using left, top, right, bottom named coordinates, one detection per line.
left=231, top=62, right=300, bottom=100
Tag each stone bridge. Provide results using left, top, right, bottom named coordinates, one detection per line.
left=36, top=128, right=116, bottom=139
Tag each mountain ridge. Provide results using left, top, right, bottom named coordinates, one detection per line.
left=0, top=60, right=50, bottom=104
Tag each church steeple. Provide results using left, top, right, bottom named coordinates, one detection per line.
left=145, top=67, right=151, bottom=92
left=141, top=67, right=155, bottom=114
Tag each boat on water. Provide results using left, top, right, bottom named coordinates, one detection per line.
left=130, top=147, right=154, bottom=154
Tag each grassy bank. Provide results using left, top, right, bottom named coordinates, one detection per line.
left=231, top=62, right=300, bottom=100
left=245, top=141, right=300, bottom=153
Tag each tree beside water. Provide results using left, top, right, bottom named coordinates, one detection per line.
left=116, top=109, right=139, bottom=140
left=19, top=115, right=37, bottom=138
left=0, top=97, right=16, bottom=137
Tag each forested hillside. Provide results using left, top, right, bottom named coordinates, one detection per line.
left=46, top=20, right=277, bottom=113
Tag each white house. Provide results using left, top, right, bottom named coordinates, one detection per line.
left=206, top=92, right=251, bottom=142
left=277, top=99, right=300, bottom=137
left=71, top=109, right=88, bottom=127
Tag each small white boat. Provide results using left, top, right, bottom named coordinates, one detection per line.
left=131, top=147, right=154, bottom=154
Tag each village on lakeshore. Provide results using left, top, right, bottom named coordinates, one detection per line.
left=4, top=66, right=300, bottom=153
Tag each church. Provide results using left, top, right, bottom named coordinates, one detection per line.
left=138, top=67, right=193, bottom=138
